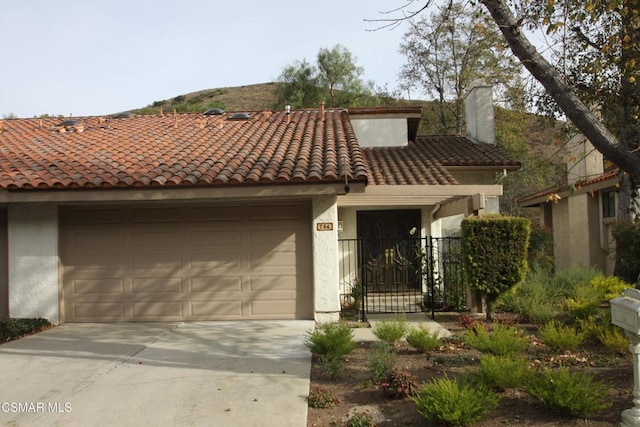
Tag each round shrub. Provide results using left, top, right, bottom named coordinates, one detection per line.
left=525, top=367, right=612, bottom=418
left=412, top=375, right=500, bottom=425
left=406, top=325, right=441, bottom=352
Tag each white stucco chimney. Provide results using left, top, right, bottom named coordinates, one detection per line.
left=465, top=85, right=495, bottom=145
left=567, top=133, right=604, bottom=182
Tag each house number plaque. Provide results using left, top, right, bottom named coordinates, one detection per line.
left=316, top=222, right=334, bottom=231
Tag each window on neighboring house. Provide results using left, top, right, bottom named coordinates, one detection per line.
left=602, top=191, right=616, bottom=218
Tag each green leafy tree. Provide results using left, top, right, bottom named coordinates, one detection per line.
left=274, top=59, right=322, bottom=109
left=274, top=44, right=380, bottom=109
left=398, top=1, right=523, bottom=134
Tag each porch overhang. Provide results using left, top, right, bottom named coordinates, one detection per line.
left=337, top=185, right=502, bottom=215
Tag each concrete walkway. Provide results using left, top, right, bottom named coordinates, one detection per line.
left=0, top=321, right=314, bottom=427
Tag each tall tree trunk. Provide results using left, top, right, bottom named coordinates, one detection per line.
left=480, top=0, right=640, bottom=184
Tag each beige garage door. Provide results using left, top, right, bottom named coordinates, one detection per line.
left=60, top=202, right=313, bottom=322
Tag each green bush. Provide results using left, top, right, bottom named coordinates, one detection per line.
left=495, top=268, right=558, bottom=323
left=580, top=312, right=630, bottom=355
left=564, top=274, right=629, bottom=320
left=564, top=290, right=601, bottom=320
left=405, top=325, right=441, bottom=352
left=538, top=321, right=584, bottom=351
left=320, top=354, right=346, bottom=379
left=304, top=323, right=356, bottom=358
left=591, top=275, right=629, bottom=300
left=345, top=412, right=375, bottom=427
left=368, top=341, right=396, bottom=382
left=307, top=386, right=339, bottom=408
left=412, top=375, right=500, bottom=426
left=596, top=324, right=629, bottom=355
left=525, top=367, right=612, bottom=418
left=462, top=216, right=530, bottom=320
left=612, top=220, right=640, bottom=284
left=371, top=314, right=409, bottom=345
left=472, top=355, right=530, bottom=390
left=549, top=264, right=600, bottom=300
left=0, top=318, right=52, bottom=343
left=305, top=323, right=356, bottom=379
left=464, top=323, right=529, bottom=356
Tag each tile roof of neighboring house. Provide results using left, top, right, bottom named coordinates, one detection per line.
left=363, top=135, right=520, bottom=185
left=518, top=168, right=619, bottom=205
left=0, top=108, right=519, bottom=191
left=0, top=110, right=368, bottom=190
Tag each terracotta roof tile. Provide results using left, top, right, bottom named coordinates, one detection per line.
left=363, top=136, right=519, bottom=185
left=415, top=135, right=521, bottom=168
left=518, top=168, right=619, bottom=204
left=0, top=110, right=368, bottom=190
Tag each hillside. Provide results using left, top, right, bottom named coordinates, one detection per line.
left=131, top=82, right=281, bottom=114
left=132, top=82, right=566, bottom=214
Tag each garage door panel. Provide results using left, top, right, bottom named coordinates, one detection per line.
left=61, top=202, right=312, bottom=322
left=190, top=252, right=243, bottom=273
left=188, top=206, right=243, bottom=221
left=67, top=227, right=125, bottom=251
left=189, top=229, right=243, bottom=247
left=130, top=208, right=182, bottom=223
left=72, top=279, right=125, bottom=295
left=132, top=230, right=183, bottom=248
left=249, top=251, right=297, bottom=270
left=190, top=277, right=243, bottom=292
left=250, top=276, right=296, bottom=291
left=248, top=204, right=301, bottom=220
left=132, top=301, right=184, bottom=318
left=249, top=228, right=296, bottom=247
left=69, top=255, right=125, bottom=278
left=71, top=302, right=126, bottom=321
left=191, top=300, right=243, bottom=318
left=250, top=300, right=297, bottom=317
left=132, top=278, right=183, bottom=294
left=63, top=208, right=126, bottom=224
left=132, top=252, right=183, bottom=272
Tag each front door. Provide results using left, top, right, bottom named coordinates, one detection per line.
left=357, top=210, right=421, bottom=294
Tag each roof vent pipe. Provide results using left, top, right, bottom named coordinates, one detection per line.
left=285, top=105, right=291, bottom=124
left=320, top=101, right=325, bottom=121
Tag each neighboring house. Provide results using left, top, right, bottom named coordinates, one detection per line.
left=519, top=134, right=618, bottom=274
left=0, top=86, right=518, bottom=324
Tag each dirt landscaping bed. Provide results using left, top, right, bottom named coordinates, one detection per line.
left=307, top=313, right=633, bottom=426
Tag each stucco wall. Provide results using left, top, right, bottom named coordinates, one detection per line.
left=313, top=195, right=340, bottom=323
left=0, top=209, right=7, bottom=320
left=552, top=199, right=571, bottom=270
left=350, top=118, right=408, bottom=147
left=8, top=204, right=59, bottom=323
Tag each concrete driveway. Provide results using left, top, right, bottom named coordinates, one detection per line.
left=0, top=321, right=314, bottom=427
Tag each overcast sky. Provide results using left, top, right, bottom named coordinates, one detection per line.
left=0, top=0, right=418, bottom=118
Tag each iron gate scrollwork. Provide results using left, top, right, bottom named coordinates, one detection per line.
left=339, top=236, right=465, bottom=321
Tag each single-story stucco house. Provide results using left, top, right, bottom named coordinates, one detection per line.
left=519, top=133, right=618, bottom=274
left=0, top=86, right=518, bottom=324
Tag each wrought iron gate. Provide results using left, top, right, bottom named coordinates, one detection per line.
left=338, top=237, right=465, bottom=320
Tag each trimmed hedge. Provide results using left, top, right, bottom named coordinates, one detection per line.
left=462, top=215, right=530, bottom=319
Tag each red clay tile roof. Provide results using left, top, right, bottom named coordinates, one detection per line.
left=518, top=168, right=619, bottom=205
left=0, top=109, right=520, bottom=191
left=0, top=110, right=368, bottom=190
left=363, top=136, right=520, bottom=185
left=414, top=135, right=521, bottom=168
